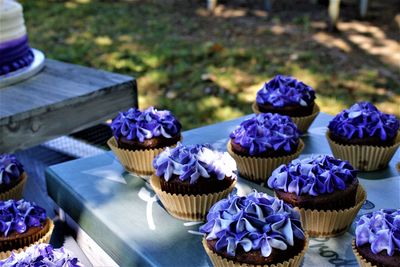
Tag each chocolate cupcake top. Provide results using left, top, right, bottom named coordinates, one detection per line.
left=256, top=75, right=315, bottom=108
left=230, top=113, right=300, bottom=156
left=328, top=102, right=399, bottom=141
left=110, top=106, right=182, bottom=142
left=0, top=154, right=24, bottom=185
left=0, top=244, right=83, bottom=266
left=356, top=209, right=400, bottom=256
left=153, top=143, right=236, bottom=184
left=267, top=155, right=357, bottom=196
left=199, top=191, right=305, bottom=257
left=0, top=199, right=46, bottom=237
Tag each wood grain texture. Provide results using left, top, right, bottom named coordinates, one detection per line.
left=0, top=59, right=137, bottom=152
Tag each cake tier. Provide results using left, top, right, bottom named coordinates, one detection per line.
left=0, top=35, right=34, bottom=76
left=0, top=0, right=27, bottom=42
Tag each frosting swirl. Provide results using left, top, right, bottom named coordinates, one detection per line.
left=0, top=154, right=24, bottom=186
left=267, top=155, right=357, bottom=196
left=256, top=75, right=316, bottom=107
left=153, top=143, right=236, bottom=184
left=0, top=199, right=46, bottom=237
left=328, top=102, right=399, bottom=141
left=110, top=107, right=181, bottom=142
left=356, top=209, right=400, bottom=256
left=199, top=191, right=305, bottom=257
left=230, top=113, right=300, bottom=156
left=0, top=243, right=83, bottom=266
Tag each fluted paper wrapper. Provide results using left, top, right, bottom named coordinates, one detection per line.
left=227, top=140, right=304, bottom=183
left=0, top=218, right=54, bottom=260
left=0, top=172, right=27, bottom=201
left=352, top=240, right=377, bottom=267
left=252, top=102, right=320, bottom=133
left=202, top=234, right=308, bottom=267
left=326, top=132, right=400, bottom=171
left=108, top=137, right=179, bottom=176
left=150, top=175, right=236, bottom=221
left=295, top=185, right=366, bottom=237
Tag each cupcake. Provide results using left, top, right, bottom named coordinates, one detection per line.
left=353, top=209, right=400, bottom=267
left=150, top=143, right=237, bottom=221
left=253, top=75, right=319, bottom=133
left=0, top=154, right=27, bottom=200
left=227, top=113, right=304, bottom=182
left=0, top=243, right=84, bottom=266
left=199, top=191, right=308, bottom=267
left=268, top=155, right=366, bottom=237
left=327, top=102, right=400, bottom=171
left=0, top=199, right=54, bottom=259
left=108, top=106, right=182, bottom=175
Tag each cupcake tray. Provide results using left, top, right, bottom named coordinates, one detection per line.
left=0, top=48, right=45, bottom=88
left=45, top=113, right=400, bottom=266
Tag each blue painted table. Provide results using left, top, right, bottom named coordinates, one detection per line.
left=45, top=113, right=400, bottom=266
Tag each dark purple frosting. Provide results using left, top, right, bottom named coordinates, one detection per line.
left=153, top=143, right=236, bottom=184
left=0, top=244, right=83, bottom=266
left=0, top=154, right=24, bottom=186
left=0, top=199, right=46, bottom=237
left=356, top=209, right=400, bottom=256
left=267, top=155, right=357, bottom=196
left=328, top=102, right=399, bottom=141
left=110, top=106, right=181, bottom=142
left=199, top=190, right=305, bottom=257
left=0, top=35, right=34, bottom=76
left=256, top=75, right=316, bottom=107
left=230, top=113, right=300, bottom=156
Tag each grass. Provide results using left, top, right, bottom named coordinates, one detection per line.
left=21, top=0, right=400, bottom=130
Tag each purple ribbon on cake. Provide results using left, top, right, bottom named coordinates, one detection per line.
left=0, top=154, right=24, bottom=186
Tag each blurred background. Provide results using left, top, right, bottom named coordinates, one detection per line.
left=21, top=0, right=400, bottom=130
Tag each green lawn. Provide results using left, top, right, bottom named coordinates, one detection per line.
left=21, top=0, right=400, bottom=130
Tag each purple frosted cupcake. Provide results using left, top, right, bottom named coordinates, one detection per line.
left=200, top=190, right=308, bottom=266
left=353, top=209, right=400, bottom=267
left=227, top=113, right=304, bottom=182
left=0, top=154, right=26, bottom=200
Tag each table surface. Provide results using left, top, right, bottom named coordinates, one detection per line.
left=46, top=113, right=400, bottom=267
left=0, top=59, right=137, bottom=152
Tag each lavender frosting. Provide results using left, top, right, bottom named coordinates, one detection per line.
left=356, top=209, right=400, bottom=256
left=110, top=107, right=181, bottom=142
left=0, top=243, right=83, bottom=267
left=256, top=75, right=316, bottom=107
left=199, top=191, right=305, bottom=257
left=0, top=199, right=46, bottom=237
left=328, top=102, right=399, bottom=141
left=0, top=35, right=34, bottom=76
left=230, top=113, right=300, bottom=156
left=267, top=155, right=357, bottom=196
left=0, top=154, right=24, bottom=186
left=153, top=143, right=236, bottom=184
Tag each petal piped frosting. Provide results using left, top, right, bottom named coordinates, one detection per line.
left=0, top=154, right=24, bottom=186
left=328, top=102, right=399, bottom=141
left=199, top=191, right=305, bottom=257
left=267, top=155, right=357, bottom=196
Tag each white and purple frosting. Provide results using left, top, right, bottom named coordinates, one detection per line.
left=230, top=113, right=300, bottom=156
left=0, top=154, right=24, bottom=186
left=356, top=209, right=400, bottom=256
left=0, top=199, right=46, bottom=237
left=328, top=102, right=399, bottom=141
left=267, top=155, right=357, bottom=196
left=0, top=243, right=83, bottom=267
left=199, top=191, right=305, bottom=257
left=153, top=143, right=236, bottom=184
left=110, top=107, right=181, bottom=142
left=256, top=75, right=316, bottom=107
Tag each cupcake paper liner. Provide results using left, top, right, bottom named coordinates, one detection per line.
left=107, top=137, right=179, bottom=176
left=0, top=172, right=27, bottom=201
left=351, top=240, right=377, bottom=267
left=227, top=140, right=305, bottom=183
left=0, top=218, right=54, bottom=260
left=326, top=132, right=400, bottom=171
left=294, top=185, right=366, bottom=237
left=202, top=234, right=308, bottom=267
left=150, top=175, right=237, bottom=221
left=252, top=102, right=320, bottom=133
